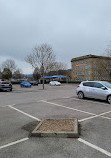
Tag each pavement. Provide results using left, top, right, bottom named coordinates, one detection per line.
left=0, top=84, right=111, bottom=158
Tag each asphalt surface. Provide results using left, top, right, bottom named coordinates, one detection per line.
left=0, top=84, right=111, bottom=158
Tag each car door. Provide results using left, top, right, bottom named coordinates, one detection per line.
left=83, top=82, right=94, bottom=98
left=92, top=82, right=107, bottom=100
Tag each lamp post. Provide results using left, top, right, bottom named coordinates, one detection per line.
left=41, top=63, right=44, bottom=89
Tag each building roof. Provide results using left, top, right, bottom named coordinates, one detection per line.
left=71, top=54, right=111, bottom=62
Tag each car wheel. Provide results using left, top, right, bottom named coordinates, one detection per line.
left=107, top=95, right=111, bottom=104
left=78, top=91, right=84, bottom=99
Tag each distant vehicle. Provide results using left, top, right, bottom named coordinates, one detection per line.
left=76, top=81, right=111, bottom=104
left=49, top=81, right=61, bottom=86
left=20, top=81, right=31, bottom=88
left=0, top=81, right=12, bottom=91
left=30, top=81, right=38, bottom=86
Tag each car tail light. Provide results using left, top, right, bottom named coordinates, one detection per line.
left=77, top=85, right=80, bottom=88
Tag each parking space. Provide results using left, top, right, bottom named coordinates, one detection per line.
left=44, top=97, right=111, bottom=115
left=0, top=137, right=109, bottom=158
left=12, top=101, right=92, bottom=121
left=0, top=84, right=111, bottom=158
left=81, top=117, right=111, bottom=152
left=0, top=106, right=33, bottom=146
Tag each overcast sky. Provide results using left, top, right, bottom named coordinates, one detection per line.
left=0, top=0, right=111, bottom=73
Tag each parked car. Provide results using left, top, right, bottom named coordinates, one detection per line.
left=0, top=81, right=12, bottom=91
left=76, top=81, right=111, bottom=104
left=20, top=81, right=31, bottom=88
left=49, top=81, right=61, bottom=86
left=30, top=81, right=38, bottom=86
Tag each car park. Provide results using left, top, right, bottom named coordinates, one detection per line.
left=30, top=81, right=38, bottom=86
left=76, top=81, right=111, bottom=104
left=49, top=81, right=61, bottom=86
left=20, top=81, right=31, bottom=88
left=1, top=83, right=111, bottom=158
left=0, top=81, right=12, bottom=91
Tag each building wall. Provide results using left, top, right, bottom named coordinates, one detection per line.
left=71, top=57, right=92, bottom=81
left=71, top=55, right=111, bottom=81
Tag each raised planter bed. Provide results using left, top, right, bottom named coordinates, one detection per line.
left=31, top=118, right=79, bottom=138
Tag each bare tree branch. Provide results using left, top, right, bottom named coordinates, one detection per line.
left=2, top=59, right=16, bottom=73
left=25, top=44, right=56, bottom=75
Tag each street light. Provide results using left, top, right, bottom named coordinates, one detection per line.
left=41, top=63, right=44, bottom=89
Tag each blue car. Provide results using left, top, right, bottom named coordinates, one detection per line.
left=20, top=81, right=31, bottom=88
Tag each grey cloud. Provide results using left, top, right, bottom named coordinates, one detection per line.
left=0, top=0, right=111, bottom=73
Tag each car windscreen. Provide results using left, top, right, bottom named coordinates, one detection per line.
left=22, top=82, right=29, bottom=84
left=102, top=81, right=111, bottom=88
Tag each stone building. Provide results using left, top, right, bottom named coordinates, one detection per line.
left=71, top=54, right=111, bottom=81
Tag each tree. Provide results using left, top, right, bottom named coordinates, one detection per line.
left=13, top=69, right=22, bottom=79
left=47, top=62, right=67, bottom=76
left=26, top=44, right=56, bottom=73
left=2, top=59, right=16, bottom=73
left=33, top=67, right=41, bottom=80
left=26, top=44, right=56, bottom=89
left=2, top=68, right=12, bottom=80
left=53, top=62, right=67, bottom=74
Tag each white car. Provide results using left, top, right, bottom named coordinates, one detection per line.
left=49, top=81, right=61, bottom=86
left=76, top=81, right=111, bottom=104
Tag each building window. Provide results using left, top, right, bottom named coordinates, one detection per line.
left=89, top=65, right=91, bottom=69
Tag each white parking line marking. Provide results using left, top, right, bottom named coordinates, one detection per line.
left=10, top=101, right=41, bottom=107
left=79, top=115, right=99, bottom=122
left=79, top=110, right=111, bottom=122
left=8, top=105, right=41, bottom=121
left=40, top=100, right=95, bottom=116
left=0, top=137, right=29, bottom=150
left=78, top=138, right=111, bottom=157
left=40, top=100, right=111, bottom=122
left=99, top=110, right=111, bottom=116
left=101, top=116, right=111, bottom=120
left=66, top=97, right=111, bottom=106
left=0, top=104, right=15, bottom=108
left=64, top=97, right=111, bottom=106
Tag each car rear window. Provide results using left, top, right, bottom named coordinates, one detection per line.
left=83, top=82, right=94, bottom=87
